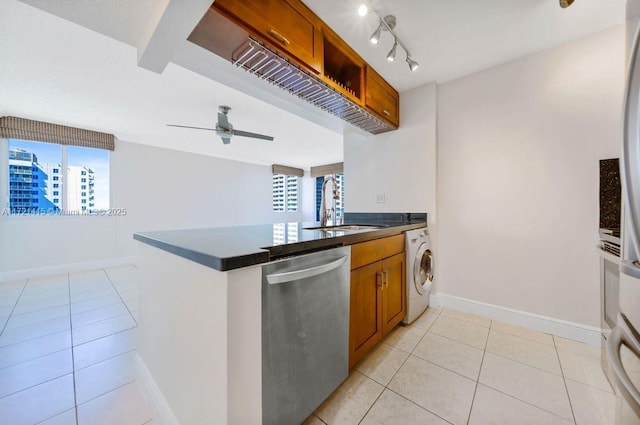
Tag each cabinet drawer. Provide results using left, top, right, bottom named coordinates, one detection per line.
left=365, top=66, right=399, bottom=127
left=214, top=0, right=322, bottom=73
left=351, top=234, right=405, bottom=270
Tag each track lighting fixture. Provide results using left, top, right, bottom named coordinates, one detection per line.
left=406, top=56, right=419, bottom=72
left=387, top=39, right=398, bottom=62
left=359, top=7, right=419, bottom=72
left=559, top=0, right=574, bottom=8
left=369, top=21, right=383, bottom=45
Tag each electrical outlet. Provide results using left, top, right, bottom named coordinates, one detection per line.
left=376, top=193, right=386, bottom=204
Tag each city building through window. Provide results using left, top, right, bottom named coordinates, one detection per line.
left=272, top=174, right=299, bottom=212
left=6, top=139, right=109, bottom=214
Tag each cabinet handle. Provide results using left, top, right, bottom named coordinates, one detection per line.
left=377, top=272, right=384, bottom=289
left=382, top=270, right=388, bottom=287
left=383, top=109, right=391, bottom=116
left=268, top=28, right=291, bottom=45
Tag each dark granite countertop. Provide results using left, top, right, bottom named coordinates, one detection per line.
left=133, top=213, right=427, bottom=271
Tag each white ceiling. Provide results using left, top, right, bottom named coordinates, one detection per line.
left=1, top=0, right=627, bottom=168
left=0, top=0, right=343, bottom=168
left=305, top=0, right=626, bottom=91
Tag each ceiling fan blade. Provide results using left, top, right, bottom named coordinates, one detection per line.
left=217, top=112, right=230, bottom=130
left=167, top=124, right=216, bottom=131
left=220, top=135, right=232, bottom=145
left=232, top=129, right=274, bottom=141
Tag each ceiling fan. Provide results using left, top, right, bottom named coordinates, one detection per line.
left=167, top=106, right=274, bottom=145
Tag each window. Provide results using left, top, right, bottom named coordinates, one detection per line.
left=315, top=173, right=345, bottom=221
left=67, top=146, right=108, bottom=212
left=272, top=174, right=299, bottom=212
left=6, top=139, right=110, bottom=214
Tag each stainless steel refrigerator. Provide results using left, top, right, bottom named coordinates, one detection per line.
left=607, top=2, right=640, bottom=423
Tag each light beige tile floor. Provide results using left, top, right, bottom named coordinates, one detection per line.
left=0, top=266, right=152, bottom=425
left=311, top=307, right=617, bottom=425
left=1, top=269, right=618, bottom=425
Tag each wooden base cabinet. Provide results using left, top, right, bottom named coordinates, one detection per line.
left=349, top=235, right=406, bottom=368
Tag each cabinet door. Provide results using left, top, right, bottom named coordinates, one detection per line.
left=365, top=66, right=400, bottom=127
left=382, top=252, right=406, bottom=335
left=349, top=261, right=383, bottom=368
left=214, top=0, right=322, bottom=73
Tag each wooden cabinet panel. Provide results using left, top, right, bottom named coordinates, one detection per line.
left=349, top=234, right=406, bottom=368
left=213, top=0, right=322, bottom=73
left=349, top=261, right=383, bottom=368
left=351, top=234, right=404, bottom=270
left=365, top=66, right=400, bottom=127
left=382, top=252, right=406, bottom=335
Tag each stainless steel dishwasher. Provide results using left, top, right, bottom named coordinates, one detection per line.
left=262, top=246, right=350, bottom=425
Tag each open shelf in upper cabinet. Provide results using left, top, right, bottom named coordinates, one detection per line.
left=322, top=29, right=364, bottom=105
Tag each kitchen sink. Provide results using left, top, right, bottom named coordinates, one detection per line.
left=305, top=224, right=383, bottom=231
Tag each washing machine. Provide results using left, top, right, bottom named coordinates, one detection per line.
left=403, top=227, right=434, bottom=324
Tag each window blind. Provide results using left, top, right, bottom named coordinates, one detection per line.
left=310, top=162, right=343, bottom=178
left=272, top=164, right=304, bottom=177
left=0, top=116, right=115, bottom=151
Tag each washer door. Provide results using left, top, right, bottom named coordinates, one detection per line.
left=414, top=243, right=434, bottom=295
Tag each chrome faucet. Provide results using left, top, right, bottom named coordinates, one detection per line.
left=320, top=175, right=340, bottom=227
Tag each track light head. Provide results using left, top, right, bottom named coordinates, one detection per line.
left=370, top=22, right=383, bottom=45
left=406, top=56, right=419, bottom=72
left=358, top=4, right=368, bottom=16
left=387, top=40, right=398, bottom=62
left=559, top=0, right=574, bottom=7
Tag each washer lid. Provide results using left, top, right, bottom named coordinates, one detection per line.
left=414, top=243, right=433, bottom=295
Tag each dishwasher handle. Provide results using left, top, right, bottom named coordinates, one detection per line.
left=266, top=256, right=348, bottom=285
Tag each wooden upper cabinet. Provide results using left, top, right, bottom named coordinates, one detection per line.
left=213, top=0, right=323, bottom=74
left=365, top=66, right=400, bottom=127
left=321, top=27, right=364, bottom=103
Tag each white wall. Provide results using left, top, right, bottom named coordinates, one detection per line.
left=1, top=140, right=314, bottom=275
left=437, top=26, right=624, bottom=327
left=344, top=82, right=437, bottom=219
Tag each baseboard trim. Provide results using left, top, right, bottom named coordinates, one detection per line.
left=430, top=293, right=602, bottom=346
left=134, top=353, right=180, bottom=425
left=1, top=256, right=137, bottom=282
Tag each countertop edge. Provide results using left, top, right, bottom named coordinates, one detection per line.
left=133, top=221, right=427, bottom=272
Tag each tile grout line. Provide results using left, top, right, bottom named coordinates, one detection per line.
left=0, top=278, right=29, bottom=337
left=0, top=344, right=71, bottom=371
left=74, top=347, right=137, bottom=373
left=476, top=381, right=578, bottom=423
left=102, top=269, right=138, bottom=325
left=465, top=319, right=491, bottom=425
left=383, top=386, right=454, bottom=425
left=553, top=336, right=578, bottom=424
left=356, top=308, right=452, bottom=425
left=67, top=273, right=80, bottom=425
left=75, top=380, right=136, bottom=410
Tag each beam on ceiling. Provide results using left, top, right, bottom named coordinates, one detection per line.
left=137, top=0, right=213, bottom=73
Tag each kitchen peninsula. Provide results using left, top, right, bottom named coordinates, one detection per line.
left=133, top=214, right=426, bottom=425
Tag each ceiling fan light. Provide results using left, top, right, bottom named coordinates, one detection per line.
left=406, top=56, right=419, bottom=72
left=358, top=4, right=368, bottom=16
left=370, top=23, right=383, bottom=45
left=387, top=40, right=398, bottom=62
